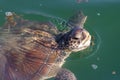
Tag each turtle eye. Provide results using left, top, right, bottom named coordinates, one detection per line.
left=73, top=32, right=82, bottom=40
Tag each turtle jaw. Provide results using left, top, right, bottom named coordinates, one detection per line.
left=72, top=33, right=91, bottom=52
left=68, top=28, right=91, bottom=52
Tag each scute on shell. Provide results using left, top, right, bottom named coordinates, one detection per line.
left=0, top=12, right=63, bottom=80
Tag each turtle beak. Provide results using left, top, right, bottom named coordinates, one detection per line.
left=68, top=27, right=91, bottom=52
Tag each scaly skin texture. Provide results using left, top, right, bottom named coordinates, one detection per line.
left=0, top=12, right=91, bottom=80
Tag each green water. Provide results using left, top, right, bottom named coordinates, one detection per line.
left=0, top=0, right=120, bottom=80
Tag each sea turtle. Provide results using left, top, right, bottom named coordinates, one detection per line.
left=0, top=11, right=91, bottom=80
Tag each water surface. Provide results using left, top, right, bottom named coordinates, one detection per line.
left=0, top=0, right=120, bottom=80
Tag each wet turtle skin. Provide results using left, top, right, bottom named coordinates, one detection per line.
left=0, top=12, right=91, bottom=80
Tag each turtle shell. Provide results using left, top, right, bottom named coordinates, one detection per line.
left=0, top=11, right=91, bottom=80
left=0, top=13, right=64, bottom=80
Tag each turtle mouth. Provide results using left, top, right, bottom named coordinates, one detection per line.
left=69, top=29, right=91, bottom=52
left=76, top=34, right=91, bottom=51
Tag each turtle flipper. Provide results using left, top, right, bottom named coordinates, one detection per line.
left=54, top=68, right=77, bottom=80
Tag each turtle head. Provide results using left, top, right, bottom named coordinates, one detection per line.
left=64, top=11, right=91, bottom=52
left=66, top=27, right=91, bottom=52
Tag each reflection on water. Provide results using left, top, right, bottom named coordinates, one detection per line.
left=85, top=28, right=102, bottom=59
left=23, top=10, right=58, bottom=19
left=23, top=10, right=72, bottom=32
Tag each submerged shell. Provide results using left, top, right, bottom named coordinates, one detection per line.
left=0, top=12, right=65, bottom=80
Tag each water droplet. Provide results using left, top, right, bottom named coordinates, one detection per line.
left=5, top=12, right=13, bottom=16
left=97, top=57, right=100, bottom=61
left=97, top=13, right=101, bottom=16
left=91, top=64, right=98, bottom=70
left=112, top=71, right=116, bottom=75
left=39, top=4, right=42, bottom=6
